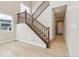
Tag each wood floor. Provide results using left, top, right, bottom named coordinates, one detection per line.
left=0, top=35, right=69, bottom=57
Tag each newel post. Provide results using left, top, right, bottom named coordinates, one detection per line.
left=32, top=14, right=34, bottom=25
left=17, top=13, right=20, bottom=24
left=25, top=10, right=27, bottom=23
left=46, top=27, right=50, bottom=48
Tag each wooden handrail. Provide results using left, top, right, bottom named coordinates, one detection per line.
left=46, top=27, right=50, bottom=48
left=17, top=11, right=25, bottom=15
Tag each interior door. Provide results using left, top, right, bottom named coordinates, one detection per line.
left=56, top=21, right=63, bottom=35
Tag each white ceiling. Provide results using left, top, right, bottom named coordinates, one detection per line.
left=54, top=5, right=67, bottom=20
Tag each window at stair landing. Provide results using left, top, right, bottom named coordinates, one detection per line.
left=0, top=13, right=13, bottom=32
left=20, top=3, right=31, bottom=14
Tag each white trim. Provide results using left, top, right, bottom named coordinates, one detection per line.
left=16, top=39, right=46, bottom=48
left=0, top=39, right=15, bottom=44
left=64, top=35, right=71, bottom=57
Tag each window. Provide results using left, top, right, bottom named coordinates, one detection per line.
left=0, top=13, right=13, bottom=32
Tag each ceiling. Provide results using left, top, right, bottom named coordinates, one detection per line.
left=54, top=5, right=67, bottom=20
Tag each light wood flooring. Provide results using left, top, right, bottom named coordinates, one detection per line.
left=0, top=35, right=69, bottom=57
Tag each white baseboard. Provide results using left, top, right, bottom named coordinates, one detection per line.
left=0, top=39, right=15, bottom=44
left=64, top=36, right=71, bottom=57
left=16, top=39, right=46, bottom=48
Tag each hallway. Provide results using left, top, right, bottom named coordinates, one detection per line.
left=0, top=35, right=69, bottom=57
left=50, top=35, right=69, bottom=56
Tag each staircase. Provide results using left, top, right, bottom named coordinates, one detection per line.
left=17, top=1, right=50, bottom=48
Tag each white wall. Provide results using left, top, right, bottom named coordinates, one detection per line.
left=16, top=23, right=46, bottom=48
left=50, top=1, right=68, bottom=8
left=21, top=1, right=32, bottom=14
left=64, top=2, right=79, bottom=56
left=0, top=2, right=20, bottom=43
left=22, top=1, right=32, bottom=9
